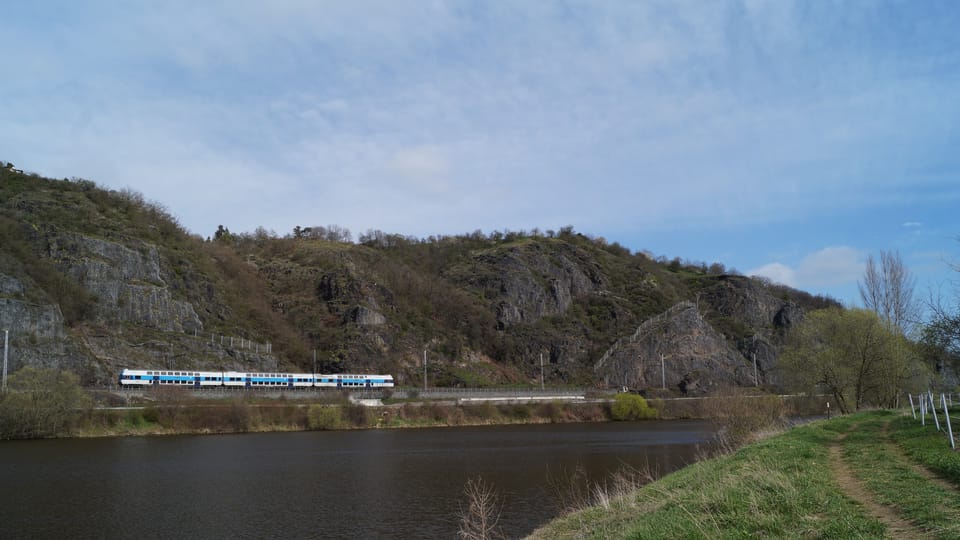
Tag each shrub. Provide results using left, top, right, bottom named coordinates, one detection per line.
left=0, top=367, right=90, bottom=439
left=464, top=401, right=499, bottom=421
left=610, top=393, right=657, bottom=421
left=307, top=405, right=343, bottom=430
left=708, top=391, right=785, bottom=446
left=227, top=401, right=253, bottom=432
left=344, top=403, right=371, bottom=427
left=537, top=401, right=564, bottom=423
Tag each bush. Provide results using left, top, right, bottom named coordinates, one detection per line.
left=464, top=401, right=500, bottom=421
left=537, top=401, right=564, bottom=423
left=707, top=390, right=786, bottom=446
left=0, top=367, right=90, bottom=439
left=344, top=403, right=371, bottom=427
left=227, top=401, right=254, bottom=432
left=610, top=393, right=657, bottom=421
left=307, top=405, right=343, bottom=430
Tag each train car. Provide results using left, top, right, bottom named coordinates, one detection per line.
left=223, top=372, right=317, bottom=388
left=245, top=372, right=295, bottom=388
left=120, top=369, right=394, bottom=389
left=221, top=371, right=247, bottom=387
left=119, top=369, right=223, bottom=387
left=331, top=374, right=395, bottom=388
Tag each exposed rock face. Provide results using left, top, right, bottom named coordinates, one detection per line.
left=774, top=303, right=804, bottom=332
left=698, top=275, right=786, bottom=329
left=346, top=305, right=386, bottom=326
left=0, top=272, right=26, bottom=296
left=0, top=292, right=87, bottom=374
left=0, top=297, right=64, bottom=340
left=594, top=302, right=756, bottom=394
left=451, top=242, right=606, bottom=328
left=47, top=233, right=202, bottom=333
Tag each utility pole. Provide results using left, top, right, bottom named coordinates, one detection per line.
left=540, top=353, right=544, bottom=390
left=313, top=349, right=317, bottom=375
left=2, top=330, right=8, bottom=392
left=660, top=352, right=665, bottom=390
left=423, top=349, right=427, bottom=391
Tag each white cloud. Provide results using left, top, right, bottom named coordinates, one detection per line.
left=749, top=263, right=797, bottom=287
left=386, top=146, right=451, bottom=194
left=749, top=247, right=864, bottom=289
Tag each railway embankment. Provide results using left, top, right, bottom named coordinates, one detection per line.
left=3, top=375, right=827, bottom=439
left=525, top=410, right=960, bottom=539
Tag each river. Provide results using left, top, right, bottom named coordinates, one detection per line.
left=0, top=420, right=714, bottom=539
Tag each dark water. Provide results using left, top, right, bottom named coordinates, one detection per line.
left=0, top=421, right=713, bottom=539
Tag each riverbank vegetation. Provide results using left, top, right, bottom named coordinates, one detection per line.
left=0, top=367, right=830, bottom=440
left=0, top=367, right=90, bottom=439
left=526, top=409, right=960, bottom=539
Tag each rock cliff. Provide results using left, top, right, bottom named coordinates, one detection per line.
left=47, top=232, right=203, bottom=333
left=1, top=169, right=844, bottom=388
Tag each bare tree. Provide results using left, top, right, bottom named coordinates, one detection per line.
left=858, top=250, right=918, bottom=334
left=458, top=477, right=504, bottom=540
left=926, top=250, right=960, bottom=355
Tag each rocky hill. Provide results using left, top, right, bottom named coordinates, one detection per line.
left=0, top=167, right=840, bottom=391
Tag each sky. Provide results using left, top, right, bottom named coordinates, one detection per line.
left=2, top=1, right=959, bottom=307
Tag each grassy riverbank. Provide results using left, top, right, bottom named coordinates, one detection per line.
left=71, top=391, right=824, bottom=438
left=526, top=409, right=960, bottom=539
left=73, top=395, right=612, bottom=438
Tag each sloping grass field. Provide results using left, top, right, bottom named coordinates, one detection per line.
left=528, top=410, right=960, bottom=539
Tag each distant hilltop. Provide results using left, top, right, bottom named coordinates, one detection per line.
left=0, top=166, right=840, bottom=391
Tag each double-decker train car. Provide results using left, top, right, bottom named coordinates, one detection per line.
left=119, top=369, right=394, bottom=389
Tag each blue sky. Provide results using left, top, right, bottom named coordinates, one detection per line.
left=2, top=1, right=958, bottom=307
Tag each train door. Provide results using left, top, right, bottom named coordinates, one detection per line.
left=194, top=375, right=201, bottom=388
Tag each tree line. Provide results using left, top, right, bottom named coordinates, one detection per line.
left=780, top=249, right=960, bottom=413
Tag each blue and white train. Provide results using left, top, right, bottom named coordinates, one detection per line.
left=119, top=369, right=394, bottom=389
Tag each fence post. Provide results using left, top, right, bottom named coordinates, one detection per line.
left=909, top=393, right=916, bottom=419
left=922, top=395, right=926, bottom=426
left=942, top=393, right=956, bottom=450
left=930, top=391, right=941, bottom=432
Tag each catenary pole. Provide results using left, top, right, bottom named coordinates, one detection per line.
left=2, top=330, right=8, bottom=392
left=660, top=353, right=665, bottom=389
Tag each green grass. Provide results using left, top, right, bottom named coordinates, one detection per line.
left=528, top=417, right=885, bottom=539
left=840, top=411, right=960, bottom=538
left=889, top=414, right=960, bottom=483
left=528, top=410, right=960, bottom=539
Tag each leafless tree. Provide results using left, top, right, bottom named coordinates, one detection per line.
left=458, top=477, right=504, bottom=540
left=858, top=250, right=918, bottom=334
left=926, top=250, right=960, bottom=354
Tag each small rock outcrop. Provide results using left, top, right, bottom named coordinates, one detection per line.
left=594, top=302, right=756, bottom=393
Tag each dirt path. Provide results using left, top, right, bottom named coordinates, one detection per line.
left=880, top=420, right=960, bottom=496
left=829, top=430, right=930, bottom=539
